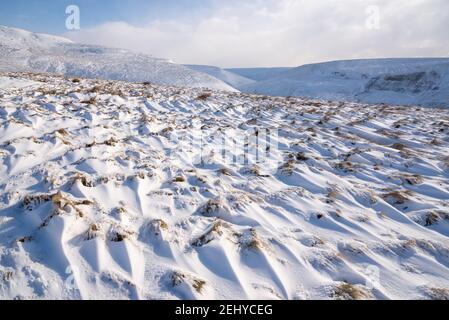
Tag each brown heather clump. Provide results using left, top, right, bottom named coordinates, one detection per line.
left=172, top=176, right=186, bottom=183
left=417, top=211, right=449, bottom=227
left=72, top=173, right=95, bottom=188
left=399, top=174, right=423, bottom=186
left=391, top=143, right=406, bottom=150
left=149, top=219, right=169, bottom=237
left=245, top=165, right=270, bottom=178
left=51, top=191, right=93, bottom=210
left=278, top=159, right=296, bottom=175
left=22, top=194, right=52, bottom=211
left=381, top=190, right=413, bottom=205
left=425, top=287, right=449, bottom=300
left=81, top=97, right=97, bottom=105
left=0, top=270, right=14, bottom=282
left=200, top=198, right=225, bottom=217
left=56, top=128, right=69, bottom=136
left=108, top=228, right=133, bottom=242
left=191, top=220, right=226, bottom=247
left=196, top=92, right=212, bottom=101
left=332, top=283, right=372, bottom=300
left=192, top=279, right=206, bottom=294
left=85, top=224, right=101, bottom=241
left=238, top=228, right=265, bottom=252
left=335, top=161, right=354, bottom=173
left=169, top=271, right=206, bottom=294
left=103, top=137, right=118, bottom=146
left=217, top=168, right=232, bottom=176
left=296, top=152, right=310, bottom=161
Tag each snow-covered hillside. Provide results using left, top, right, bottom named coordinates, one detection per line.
left=185, top=64, right=256, bottom=89
left=227, top=67, right=293, bottom=82
left=239, top=59, right=449, bottom=108
left=0, top=26, right=236, bottom=91
left=1, top=72, right=449, bottom=300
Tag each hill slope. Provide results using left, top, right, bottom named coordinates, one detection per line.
left=185, top=64, right=256, bottom=89
left=227, top=67, right=293, bottom=82
left=0, top=26, right=236, bottom=91
left=239, top=59, right=449, bottom=107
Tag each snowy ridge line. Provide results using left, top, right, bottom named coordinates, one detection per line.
left=238, top=58, right=449, bottom=108
left=0, top=72, right=449, bottom=300
left=0, top=25, right=236, bottom=92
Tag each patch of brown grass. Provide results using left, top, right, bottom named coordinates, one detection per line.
left=109, top=230, right=130, bottom=242
left=399, top=174, right=423, bottom=186
left=332, top=283, right=372, bottom=300
left=0, top=270, right=13, bottom=282
left=335, top=161, right=354, bottom=173
left=238, top=228, right=265, bottom=252
left=418, top=211, right=449, bottom=227
left=391, top=143, right=406, bottom=150
left=192, top=279, right=206, bottom=294
left=85, top=224, right=100, bottom=241
left=426, top=287, right=449, bottom=300
left=200, top=198, right=225, bottom=217
left=217, top=168, right=232, bottom=176
left=22, top=194, right=52, bottom=211
left=149, top=219, right=169, bottom=237
left=72, top=173, right=95, bottom=188
left=381, top=190, right=413, bottom=205
left=103, top=137, right=118, bottom=146
left=278, top=159, right=296, bottom=175
left=172, top=176, right=186, bottom=183
left=296, top=152, right=310, bottom=161
left=81, top=97, right=97, bottom=105
left=192, top=220, right=226, bottom=247
left=196, top=92, right=212, bottom=101
left=169, top=271, right=206, bottom=294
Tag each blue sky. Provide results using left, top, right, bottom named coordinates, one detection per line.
left=0, top=0, right=209, bottom=33
left=1, top=0, right=448, bottom=67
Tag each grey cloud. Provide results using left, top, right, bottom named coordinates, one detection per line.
left=65, top=0, right=449, bottom=67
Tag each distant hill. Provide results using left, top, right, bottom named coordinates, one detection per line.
left=0, top=25, right=236, bottom=91
left=185, top=64, right=256, bottom=89
left=237, top=58, right=449, bottom=108
left=226, top=67, right=293, bottom=82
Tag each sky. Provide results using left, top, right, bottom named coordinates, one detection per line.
left=1, top=0, right=449, bottom=67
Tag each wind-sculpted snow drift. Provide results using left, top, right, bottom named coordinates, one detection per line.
left=1, top=72, right=449, bottom=300
left=0, top=26, right=236, bottom=91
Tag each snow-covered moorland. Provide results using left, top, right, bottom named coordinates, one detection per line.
left=0, top=72, right=449, bottom=300
left=235, top=59, right=449, bottom=108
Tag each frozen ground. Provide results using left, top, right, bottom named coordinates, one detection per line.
left=0, top=73, right=449, bottom=300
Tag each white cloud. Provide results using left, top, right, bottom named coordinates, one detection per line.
left=65, top=0, right=449, bottom=67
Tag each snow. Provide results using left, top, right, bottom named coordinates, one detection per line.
left=185, top=64, right=256, bottom=89
left=0, top=76, right=39, bottom=89
left=0, top=25, right=236, bottom=92
left=226, top=67, right=293, bottom=82
left=1, top=72, right=449, bottom=300
left=238, top=59, right=449, bottom=108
